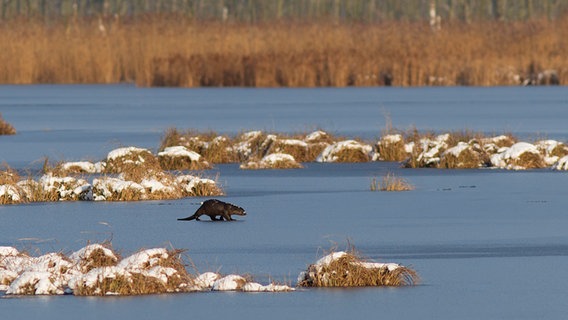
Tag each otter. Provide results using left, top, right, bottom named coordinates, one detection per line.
left=178, top=199, right=246, bottom=221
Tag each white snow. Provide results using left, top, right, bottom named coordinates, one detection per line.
left=490, top=142, right=541, bottom=169
left=357, top=262, right=401, bottom=272
left=241, top=282, right=294, bottom=292
left=0, top=184, right=22, bottom=202
left=553, top=155, right=568, bottom=170
left=0, top=246, right=19, bottom=256
left=316, top=140, right=373, bottom=162
left=279, top=139, right=308, bottom=148
left=212, top=274, right=247, bottom=291
left=414, top=134, right=450, bottom=166
left=107, top=147, right=151, bottom=161
left=140, top=177, right=176, bottom=194
left=61, top=161, right=99, bottom=173
left=176, top=175, right=216, bottom=195
left=69, top=244, right=118, bottom=270
left=38, top=173, right=93, bottom=201
left=314, top=251, right=348, bottom=267
left=193, top=272, right=221, bottom=289
left=381, top=134, right=403, bottom=144
left=6, top=271, right=63, bottom=295
left=444, top=141, right=470, bottom=157
left=312, top=251, right=400, bottom=272
left=158, top=146, right=202, bottom=162
left=117, top=248, right=169, bottom=272
left=305, top=130, right=329, bottom=142
left=92, top=177, right=145, bottom=201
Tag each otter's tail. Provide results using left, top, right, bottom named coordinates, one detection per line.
left=177, top=215, right=197, bottom=221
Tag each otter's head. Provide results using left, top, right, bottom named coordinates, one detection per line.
left=229, top=204, right=246, bottom=216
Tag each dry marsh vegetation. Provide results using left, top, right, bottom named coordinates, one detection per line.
left=0, top=113, right=16, bottom=135
left=370, top=172, right=414, bottom=192
left=298, top=249, right=419, bottom=287
left=0, top=17, right=566, bottom=87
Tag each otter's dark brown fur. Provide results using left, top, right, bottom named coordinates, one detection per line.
left=178, top=199, right=246, bottom=221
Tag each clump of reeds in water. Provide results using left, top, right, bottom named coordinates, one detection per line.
left=70, top=248, right=193, bottom=296
left=0, top=114, right=16, bottom=135
left=370, top=172, right=414, bottom=192
left=298, top=249, right=419, bottom=287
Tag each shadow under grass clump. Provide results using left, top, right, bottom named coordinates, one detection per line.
left=298, top=250, right=418, bottom=288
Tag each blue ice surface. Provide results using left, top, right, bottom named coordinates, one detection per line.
left=1, top=85, right=568, bottom=319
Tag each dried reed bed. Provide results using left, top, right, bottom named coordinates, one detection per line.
left=370, top=172, right=414, bottom=192
left=0, top=17, right=566, bottom=87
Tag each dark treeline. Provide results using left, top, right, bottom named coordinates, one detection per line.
left=1, top=0, right=567, bottom=22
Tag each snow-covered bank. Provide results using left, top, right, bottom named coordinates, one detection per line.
left=161, top=128, right=568, bottom=170
left=0, top=244, right=293, bottom=296
left=0, top=146, right=223, bottom=205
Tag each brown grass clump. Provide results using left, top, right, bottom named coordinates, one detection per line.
left=240, top=153, right=304, bottom=170
left=0, top=164, right=20, bottom=185
left=159, top=128, right=238, bottom=163
left=158, top=146, right=212, bottom=171
left=438, top=142, right=484, bottom=169
left=73, top=249, right=194, bottom=296
left=334, top=148, right=371, bottom=162
left=176, top=175, right=224, bottom=197
left=105, top=147, right=161, bottom=177
left=299, top=250, right=419, bottom=288
left=267, top=139, right=310, bottom=162
left=377, top=134, right=408, bottom=162
left=370, top=173, right=414, bottom=191
left=439, top=149, right=483, bottom=168
left=0, top=113, right=16, bottom=135
left=550, top=144, right=568, bottom=158
left=513, top=152, right=546, bottom=169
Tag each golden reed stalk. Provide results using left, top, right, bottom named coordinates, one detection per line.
left=1, top=16, right=566, bottom=87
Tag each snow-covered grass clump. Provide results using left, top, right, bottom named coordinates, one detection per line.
left=297, top=250, right=418, bottom=287
left=1, top=244, right=293, bottom=296
left=439, top=141, right=484, bottom=168
left=490, top=142, right=545, bottom=170
left=553, top=155, right=568, bottom=170
left=158, top=146, right=211, bottom=170
left=240, top=153, right=303, bottom=170
left=0, top=113, right=16, bottom=135
left=377, top=134, right=408, bottom=161
left=1, top=245, right=192, bottom=296
left=316, top=140, right=375, bottom=163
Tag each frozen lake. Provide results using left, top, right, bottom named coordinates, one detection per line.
left=1, top=85, right=568, bottom=319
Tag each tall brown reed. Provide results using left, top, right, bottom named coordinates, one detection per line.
left=0, top=17, right=566, bottom=87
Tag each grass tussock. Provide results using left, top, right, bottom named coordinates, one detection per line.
left=73, top=248, right=193, bottom=296
left=299, top=249, right=419, bottom=287
left=370, top=173, right=414, bottom=191
left=332, top=147, right=371, bottom=163
left=158, top=154, right=212, bottom=171
left=105, top=147, right=161, bottom=177
left=439, top=146, right=483, bottom=169
left=0, top=114, right=16, bottom=135
left=0, top=18, right=566, bottom=87
left=513, top=152, right=547, bottom=169
left=377, top=135, right=408, bottom=161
